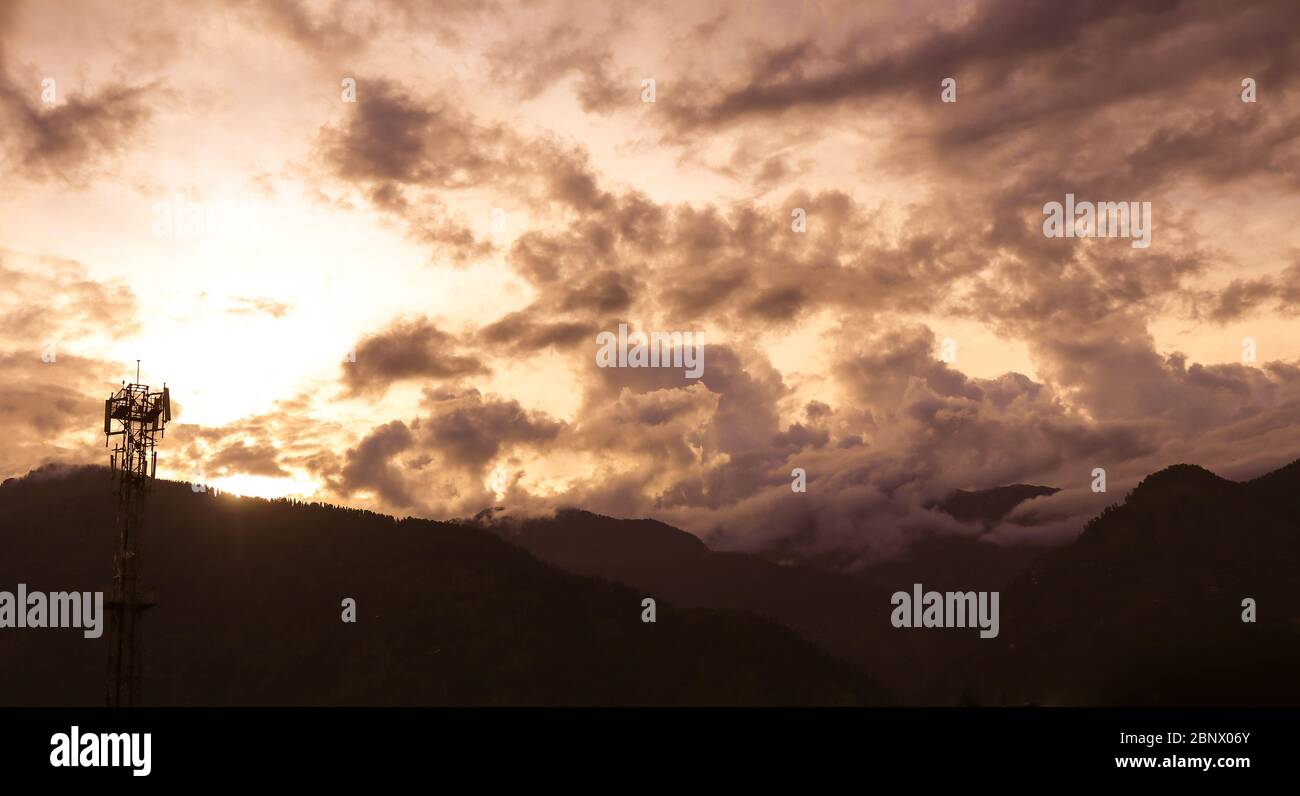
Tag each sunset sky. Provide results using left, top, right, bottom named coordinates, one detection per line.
left=3, top=0, right=1298, bottom=563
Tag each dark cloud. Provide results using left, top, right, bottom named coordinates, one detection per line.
left=0, top=4, right=155, bottom=185
left=559, top=270, right=635, bottom=314
left=745, top=285, right=806, bottom=321
left=314, top=78, right=624, bottom=265
left=669, top=1, right=1297, bottom=129
left=478, top=310, right=595, bottom=354
left=208, top=440, right=289, bottom=478
left=320, top=80, right=511, bottom=187
left=324, top=389, right=566, bottom=515
left=343, top=317, right=488, bottom=396
left=412, top=389, right=564, bottom=474
left=336, top=420, right=418, bottom=508
left=1190, top=261, right=1300, bottom=323
left=0, top=352, right=118, bottom=478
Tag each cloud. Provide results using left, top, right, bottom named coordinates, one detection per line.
left=667, top=1, right=1299, bottom=133
left=0, top=352, right=118, bottom=479
left=319, top=111, right=1300, bottom=559
left=487, top=22, right=632, bottom=113
left=312, top=78, right=625, bottom=264
left=0, top=2, right=155, bottom=185
left=478, top=313, right=595, bottom=354
left=163, top=393, right=346, bottom=488
left=336, top=420, right=418, bottom=508
left=343, top=317, right=488, bottom=397
left=0, top=250, right=140, bottom=479
left=224, top=0, right=376, bottom=57
left=412, top=388, right=564, bottom=474
left=227, top=297, right=292, bottom=318
left=328, top=389, right=565, bottom=515
left=319, top=79, right=512, bottom=188
left=207, top=440, right=288, bottom=478
left=4, top=0, right=1300, bottom=570
left=1190, top=260, right=1300, bottom=322
left=0, top=250, right=139, bottom=343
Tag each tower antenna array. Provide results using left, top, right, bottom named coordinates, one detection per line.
left=103, top=362, right=171, bottom=706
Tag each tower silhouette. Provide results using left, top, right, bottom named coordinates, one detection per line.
left=103, top=361, right=171, bottom=706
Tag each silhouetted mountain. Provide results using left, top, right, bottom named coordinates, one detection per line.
left=939, top=461, right=1300, bottom=705
left=852, top=534, right=1046, bottom=594
left=7, top=457, right=1293, bottom=706
left=0, top=466, right=884, bottom=706
left=482, top=462, right=1300, bottom=705
left=483, top=508, right=1046, bottom=701
left=935, top=484, right=1060, bottom=526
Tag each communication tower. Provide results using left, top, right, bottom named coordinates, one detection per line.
left=103, top=360, right=171, bottom=707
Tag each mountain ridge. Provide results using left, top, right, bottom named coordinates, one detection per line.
left=941, top=458, right=1300, bottom=705
left=0, top=465, right=884, bottom=706
left=476, top=459, right=1300, bottom=704
left=4, top=457, right=1296, bottom=705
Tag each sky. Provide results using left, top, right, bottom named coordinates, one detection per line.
left=2, top=0, right=1298, bottom=565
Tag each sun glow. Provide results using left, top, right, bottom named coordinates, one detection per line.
left=206, top=473, right=320, bottom=501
